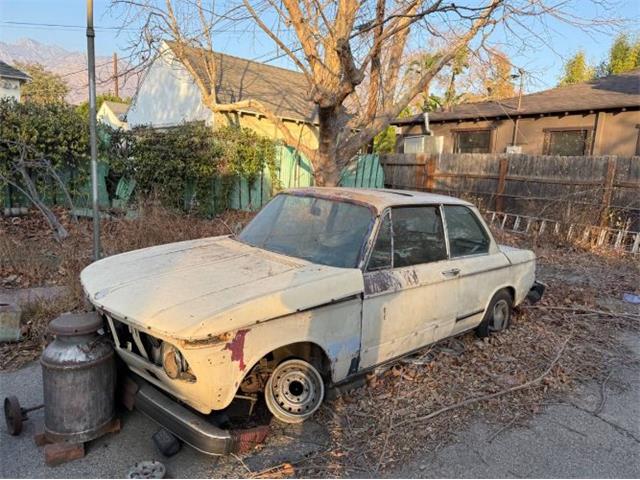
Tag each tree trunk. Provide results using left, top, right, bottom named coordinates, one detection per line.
left=16, top=161, right=69, bottom=241
left=314, top=106, right=342, bottom=187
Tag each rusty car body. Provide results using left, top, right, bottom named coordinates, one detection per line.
left=81, top=187, right=542, bottom=450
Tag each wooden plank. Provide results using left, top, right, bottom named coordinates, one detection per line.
left=599, top=156, right=617, bottom=227
left=495, top=155, right=509, bottom=212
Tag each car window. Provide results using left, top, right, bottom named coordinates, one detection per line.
left=393, top=206, right=447, bottom=267
left=443, top=205, right=490, bottom=257
left=238, top=194, right=373, bottom=268
left=367, top=211, right=392, bottom=270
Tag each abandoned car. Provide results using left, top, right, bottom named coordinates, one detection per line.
left=81, top=187, right=542, bottom=445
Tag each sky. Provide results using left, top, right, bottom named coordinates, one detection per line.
left=1, top=0, right=639, bottom=92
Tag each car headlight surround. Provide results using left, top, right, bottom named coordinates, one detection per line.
left=161, top=342, right=187, bottom=379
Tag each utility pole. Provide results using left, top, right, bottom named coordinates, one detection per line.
left=113, top=52, right=119, bottom=97
left=510, top=68, right=525, bottom=147
left=87, top=0, right=100, bottom=260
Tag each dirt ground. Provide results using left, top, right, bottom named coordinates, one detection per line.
left=1, top=208, right=639, bottom=477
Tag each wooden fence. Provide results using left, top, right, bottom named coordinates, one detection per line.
left=379, top=153, right=640, bottom=253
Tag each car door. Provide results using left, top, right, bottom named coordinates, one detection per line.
left=441, top=205, right=511, bottom=336
left=359, top=205, right=458, bottom=369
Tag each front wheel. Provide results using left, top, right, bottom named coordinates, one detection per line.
left=264, top=359, right=325, bottom=424
left=476, top=290, right=513, bottom=338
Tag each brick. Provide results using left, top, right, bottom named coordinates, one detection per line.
left=230, top=425, right=270, bottom=454
left=33, top=432, right=53, bottom=447
left=44, top=442, right=85, bottom=467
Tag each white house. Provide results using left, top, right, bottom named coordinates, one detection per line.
left=126, top=42, right=318, bottom=151
left=97, top=100, right=129, bottom=130
left=0, top=61, right=30, bottom=101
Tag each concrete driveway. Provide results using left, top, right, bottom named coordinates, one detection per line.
left=1, top=332, right=639, bottom=478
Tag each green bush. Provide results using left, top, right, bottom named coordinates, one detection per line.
left=99, top=122, right=277, bottom=213
left=0, top=98, right=89, bottom=201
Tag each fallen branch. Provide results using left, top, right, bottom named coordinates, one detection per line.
left=522, top=305, right=640, bottom=320
left=393, top=334, right=572, bottom=429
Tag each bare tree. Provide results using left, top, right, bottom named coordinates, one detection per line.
left=113, top=0, right=619, bottom=186
left=0, top=141, right=77, bottom=241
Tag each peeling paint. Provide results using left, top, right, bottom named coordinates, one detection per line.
left=181, top=331, right=232, bottom=348
left=224, top=329, right=249, bottom=371
left=364, top=270, right=404, bottom=295
left=401, top=268, right=419, bottom=286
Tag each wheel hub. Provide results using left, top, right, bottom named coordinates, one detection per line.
left=491, top=299, right=509, bottom=331
left=269, top=361, right=324, bottom=418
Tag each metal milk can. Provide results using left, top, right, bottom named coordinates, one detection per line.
left=41, top=312, right=115, bottom=443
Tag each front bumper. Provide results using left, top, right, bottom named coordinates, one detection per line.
left=121, top=374, right=268, bottom=456
left=526, top=280, right=546, bottom=304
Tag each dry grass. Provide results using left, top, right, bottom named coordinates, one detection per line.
left=282, top=236, right=640, bottom=477
left=0, top=205, right=255, bottom=369
left=1, top=206, right=639, bottom=477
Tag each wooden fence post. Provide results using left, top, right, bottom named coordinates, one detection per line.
left=425, top=155, right=436, bottom=192
left=495, top=155, right=509, bottom=212
left=599, top=156, right=617, bottom=227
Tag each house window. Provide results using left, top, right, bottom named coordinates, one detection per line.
left=403, top=135, right=426, bottom=154
left=543, top=129, right=593, bottom=156
left=454, top=129, right=492, bottom=153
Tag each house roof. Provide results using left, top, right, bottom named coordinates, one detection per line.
left=393, top=68, right=640, bottom=125
left=101, top=100, right=129, bottom=120
left=167, top=42, right=317, bottom=123
left=284, top=187, right=471, bottom=212
left=0, top=61, right=30, bottom=82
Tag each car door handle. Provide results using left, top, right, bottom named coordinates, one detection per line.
left=441, top=268, right=460, bottom=278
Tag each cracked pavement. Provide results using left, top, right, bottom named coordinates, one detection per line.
left=390, top=331, right=640, bottom=479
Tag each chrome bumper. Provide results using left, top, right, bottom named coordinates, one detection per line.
left=122, top=374, right=268, bottom=456
left=123, top=374, right=231, bottom=455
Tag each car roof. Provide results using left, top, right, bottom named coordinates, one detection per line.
left=284, top=187, right=473, bottom=212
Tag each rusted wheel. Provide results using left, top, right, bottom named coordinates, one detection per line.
left=265, top=359, right=324, bottom=424
left=476, top=290, right=513, bottom=338
left=4, top=395, right=23, bottom=436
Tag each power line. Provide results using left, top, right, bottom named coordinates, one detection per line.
left=0, top=20, right=138, bottom=32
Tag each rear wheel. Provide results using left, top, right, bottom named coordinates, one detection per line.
left=264, top=359, right=325, bottom=424
left=476, top=290, right=513, bottom=338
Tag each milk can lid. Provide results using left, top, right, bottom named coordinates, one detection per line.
left=49, top=312, right=104, bottom=336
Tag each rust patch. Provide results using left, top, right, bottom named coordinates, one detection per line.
left=224, top=329, right=249, bottom=371
left=364, top=270, right=403, bottom=295
left=181, top=331, right=233, bottom=348
left=400, top=268, right=419, bottom=286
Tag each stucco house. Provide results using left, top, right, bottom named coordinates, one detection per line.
left=97, top=100, right=129, bottom=130
left=393, top=69, right=640, bottom=157
left=0, top=61, right=30, bottom=102
left=126, top=42, right=318, bottom=152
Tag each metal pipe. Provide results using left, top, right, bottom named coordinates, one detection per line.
left=510, top=69, right=525, bottom=147
left=86, top=0, right=101, bottom=260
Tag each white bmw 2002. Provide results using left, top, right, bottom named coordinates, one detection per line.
left=82, top=188, right=543, bottom=442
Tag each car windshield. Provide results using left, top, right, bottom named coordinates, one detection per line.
left=237, top=193, right=373, bottom=268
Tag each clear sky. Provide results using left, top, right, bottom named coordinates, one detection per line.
left=1, top=0, right=639, bottom=91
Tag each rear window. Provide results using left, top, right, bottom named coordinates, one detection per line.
left=443, top=205, right=490, bottom=257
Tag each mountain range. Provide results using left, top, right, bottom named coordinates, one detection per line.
left=0, top=38, right=138, bottom=104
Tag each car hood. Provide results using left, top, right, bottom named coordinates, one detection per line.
left=81, top=236, right=364, bottom=340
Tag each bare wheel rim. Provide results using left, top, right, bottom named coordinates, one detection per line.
left=490, top=299, right=509, bottom=331
left=268, top=360, right=324, bottom=420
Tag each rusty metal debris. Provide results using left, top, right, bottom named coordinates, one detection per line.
left=3, top=395, right=43, bottom=436
left=127, top=461, right=166, bottom=479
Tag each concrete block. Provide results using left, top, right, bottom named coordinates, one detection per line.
left=0, top=302, right=22, bottom=342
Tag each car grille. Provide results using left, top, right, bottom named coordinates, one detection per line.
left=107, top=316, right=162, bottom=366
